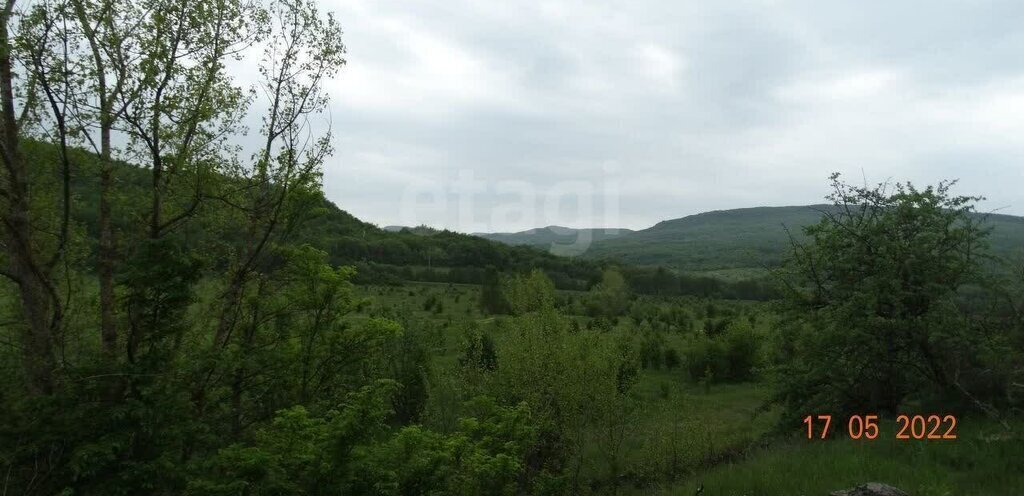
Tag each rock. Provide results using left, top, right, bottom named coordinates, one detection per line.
left=830, top=483, right=908, bottom=496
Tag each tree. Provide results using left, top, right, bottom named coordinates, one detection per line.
left=211, top=0, right=344, bottom=351
left=587, top=268, right=630, bottom=318
left=0, top=0, right=63, bottom=394
left=0, top=0, right=352, bottom=490
left=479, top=271, right=639, bottom=491
left=503, top=269, right=556, bottom=315
left=478, top=267, right=509, bottom=315
left=12, top=0, right=261, bottom=373
left=460, top=327, right=498, bottom=372
left=191, top=0, right=345, bottom=440
left=773, top=174, right=992, bottom=419
left=20, top=0, right=137, bottom=359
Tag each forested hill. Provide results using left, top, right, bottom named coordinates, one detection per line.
left=43, top=139, right=781, bottom=298
left=579, top=205, right=832, bottom=273
left=44, top=140, right=602, bottom=290
left=575, top=205, right=1024, bottom=274
left=300, top=207, right=604, bottom=288
left=304, top=209, right=780, bottom=297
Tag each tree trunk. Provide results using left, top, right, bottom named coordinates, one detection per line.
left=69, top=0, right=118, bottom=360
left=99, top=122, right=117, bottom=358
left=0, top=9, right=57, bottom=394
left=150, top=155, right=162, bottom=239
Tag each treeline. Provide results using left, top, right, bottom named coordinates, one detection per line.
left=315, top=224, right=780, bottom=300
left=618, top=266, right=780, bottom=300
left=350, top=260, right=780, bottom=300
left=350, top=261, right=592, bottom=291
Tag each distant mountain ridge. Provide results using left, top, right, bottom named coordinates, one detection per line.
left=474, top=226, right=633, bottom=256
left=482, top=205, right=1024, bottom=276
left=578, top=205, right=833, bottom=273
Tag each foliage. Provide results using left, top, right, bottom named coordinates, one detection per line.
left=188, top=387, right=541, bottom=496
left=772, top=174, right=1009, bottom=421
left=478, top=267, right=511, bottom=315
left=459, top=328, right=498, bottom=373
left=478, top=272, right=642, bottom=490
left=388, top=325, right=432, bottom=425
left=354, top=397, right=539, bottom=495
left=685, top=319, right=761, bottom=383
left=587, top=268, right=631, bottom=318
left=502, top=269, right=557, bottom=315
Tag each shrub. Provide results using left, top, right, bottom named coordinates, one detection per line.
left=685, top=335, right=727, bottom=382
left=663, top=347, right=681, bottom=369
left=684, top=322, right=760, bottom=383
left=722, top=321, right=760, bottom=381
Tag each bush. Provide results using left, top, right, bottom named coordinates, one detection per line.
left=459, top=329, right=498, bottom=372
left=663, top=347, right=681, bottom=369
left=684, top=322, right=760, bottom=383
left=685, top=335, right=727, bottom=382
left=722, top=321, right=760, bottom=381
left=772, top=175, right=1000, bottom=420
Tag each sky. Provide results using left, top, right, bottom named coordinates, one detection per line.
left=306, top=0, right=1024, bottom=232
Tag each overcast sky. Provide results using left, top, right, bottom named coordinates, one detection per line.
left=309, top=0, right=1024, bottom=232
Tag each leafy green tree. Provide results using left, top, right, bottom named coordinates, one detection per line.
left=587, top=268, right=630, bottom=318
left=0, top=1, right=69, bottom=394
left=503, top=269, right=556, bottom=315
left=722, top=320, right=760, bottom=381
left=353, top=397, right=539, bottom=495
left=188, top=381, right=397, bottom=496
left=479, top=267, right=510, bottom=315
left=685, top=334, right=727, bottom=383
left=0, top=0, right=359, bottom=491
left=210, top=0, right=345, bottom=378
left=460, top=328, right=498, bottom=373
left=389, top=325, right=432, bottom=425
left=774, top=174, right=994, bottom=419
left=481, top=271, right=639, bottom=490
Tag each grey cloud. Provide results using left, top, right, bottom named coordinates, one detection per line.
left=309, top=0, right=1024, bottom=231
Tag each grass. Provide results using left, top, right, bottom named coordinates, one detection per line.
left=590, top=378, right=777, bottom=491
left=694, top=268, right=771, bottom=282
left=636, top=418, right=1024, bottom=496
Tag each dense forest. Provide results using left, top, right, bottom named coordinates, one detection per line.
left=1, top=0, right=1023, bottom=495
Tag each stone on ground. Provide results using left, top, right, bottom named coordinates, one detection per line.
left=829, top=482, right=908, bottom=496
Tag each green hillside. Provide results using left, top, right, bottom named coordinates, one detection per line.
left=38, top=140, right=602, bottom=290
left=580, top=205, right=1024, bottom=273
